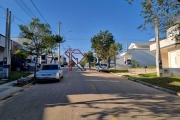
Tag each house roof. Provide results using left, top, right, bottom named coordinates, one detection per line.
left=128, top=42, right=150, bottom=49
left=120, top=51, right=131, bottom=57
left=0, top=34, right=5, bottom=37
left=149, top=38, right=164, bottom=42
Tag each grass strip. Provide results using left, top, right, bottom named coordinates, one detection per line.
left=109, top=69, right=128, bottom=73
left=124, top=73, right=180, bottom=93
left=0, top=71, right=31, bottom=85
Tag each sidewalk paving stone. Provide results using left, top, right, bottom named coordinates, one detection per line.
left=0, top=74, right=34, bottom=101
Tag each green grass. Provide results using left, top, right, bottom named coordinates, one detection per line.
left=0, top=71, right=31, bottom=85
left=123, top=74, right=180, bottom=92
left=134, top=66, right=156, bottom=68
left=138, top=72, right=157, bottom=77
left=109, top=69, right=128, bottom=73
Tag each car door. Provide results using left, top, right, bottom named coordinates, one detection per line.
left=59, top=65, right=63, bottom=77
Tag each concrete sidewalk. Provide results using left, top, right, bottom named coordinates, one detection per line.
left=0, top=74, right=34, bottom=101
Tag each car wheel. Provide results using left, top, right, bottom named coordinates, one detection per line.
left=61, top=75, right=63, bottom=78
left=36, top=80, right=39, bottom=83
left=16, top=67, right=21, bottom=71
left=57, top=75, right=60, bottom=82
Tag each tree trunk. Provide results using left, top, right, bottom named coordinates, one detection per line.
left=34, top=54, right=38, bottom=78
left=107, top=57, right=110, bottom=68
left=155, top=16, right=163, bottom=77
left=114, top=56, right=116, bottom=69
left=50, top=53, right=53, bottom=63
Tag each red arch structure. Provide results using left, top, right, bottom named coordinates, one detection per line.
left=65, top=49, right=85, bottom=71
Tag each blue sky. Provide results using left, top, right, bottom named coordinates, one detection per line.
left=0, top=0, right=155, bottom=56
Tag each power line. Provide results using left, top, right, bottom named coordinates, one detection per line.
left=1, top=5, right=27, bottom=24
left=12, top=15, right=27, bottom=24
left=14, top=0, right=34, bottom=18
left=65, top=38, right=150, bottom=42
left=29, top=0, right=57, bottom=34
left=0, top=6, right=6, bottom=11
left=19, top=0, right=36, bottom=17
left=0, top=16, right=6, bottom=19
left=30, top=0, right=47, bottom=23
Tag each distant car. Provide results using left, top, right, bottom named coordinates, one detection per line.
left=11, top=58, right=28, bottom=71
left=96, top=63, right=109, bottom=72
left=27, top=59, right=41, bottom=67
left=61, top=64, right=64, bottom=67
left=36, top=64, right=63, bottom=82
left=63, top=62, right=68, bottom=66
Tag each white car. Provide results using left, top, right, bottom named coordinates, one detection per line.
left=96, top=64, right=109, bottom=72
left=36, top=64, right=63, bottom=82
left=27, top=59, right=41, bottom=67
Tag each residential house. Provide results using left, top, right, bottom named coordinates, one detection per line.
left=0, top=34, right=25, bottom=78
left=13, top=37, right=67, bottom=64
left=150, top=21, right=180, bottom=76
left=120, top=42, right=156, bottom=67
left=0, top=34, right=25, bottom=62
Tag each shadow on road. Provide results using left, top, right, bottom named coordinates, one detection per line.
left=41, top=68, right=180, bottom=120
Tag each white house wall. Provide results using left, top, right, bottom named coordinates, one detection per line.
left=168, top=49, right=180, bottom=68
left=129, top=49, right=156, bottom=66
left=115, top=55, right=131, bottom=68
left=0, top=35, right=5, bottom=48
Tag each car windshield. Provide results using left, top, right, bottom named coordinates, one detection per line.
left=100, top=64, right=107, bottom=66
left=42, top=65, right=58, bottom=70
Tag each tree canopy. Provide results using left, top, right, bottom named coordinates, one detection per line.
left=125, top=0, right=180, bottom=33
left=108, top=43, right=122, bottom=60
left=91, top=30, right=122, bottom=60
left=19, top=18, right=52, bottom=56
left=19, top=18, right=63, bottom=77
left=84, top=51, right=94, bottom=63
left=13, top=49, right=28, bottom=61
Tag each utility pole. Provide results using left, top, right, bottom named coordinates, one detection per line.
left=58, top=21, right=61, bottom=64
left=3, top=8, right=11, bottom=79
left=126, top=37, right=128, bottom=51
left=7, top=11, right=11, bottom=78
left=68, top=46, right=72, bottom=71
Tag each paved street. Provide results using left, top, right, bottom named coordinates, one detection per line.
left=0, top=67, right=180, bottom=120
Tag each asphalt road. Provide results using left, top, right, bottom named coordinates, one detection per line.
left=0, top=68, right=180, bottom=120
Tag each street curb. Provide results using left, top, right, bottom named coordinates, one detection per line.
left=0, top=79, right=36, bottom=102
left=120, top=75, right=180, bottom=96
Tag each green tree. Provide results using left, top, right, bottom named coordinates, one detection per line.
left=84, top=51, right=94, bottom=63
left=91, top=30, right=115, bottom=59
left=44, top=35, right=64, bottom=63
left=131, top=60, right=140, bottom=68
left=13, top=49, right=28, bottom=61
left=108, top=43, right=122, bottom=69
left=19, top=18, right=52, bottom=77
left=83, top=51, right=94, bottom=68
left=125, top=0, right=180, bottom=76
left=108, top=43, right=122, bottom=60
